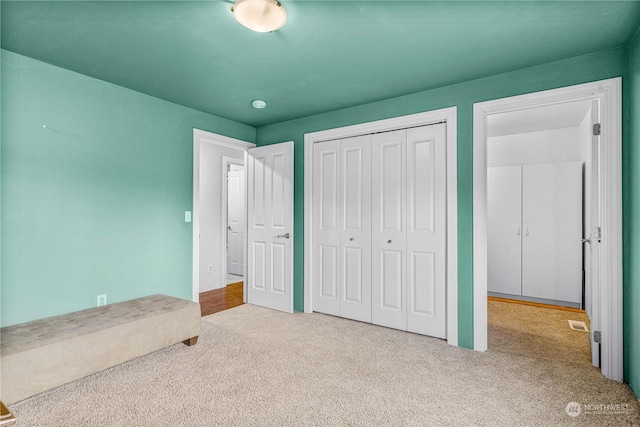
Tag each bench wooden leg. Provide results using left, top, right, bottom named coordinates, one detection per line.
left=183, top=336, right=198, bottom=346
left=0, top=400, right=17, bottom=426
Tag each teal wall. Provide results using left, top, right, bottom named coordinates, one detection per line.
left=256, top=48, right=628, bottom=350
left=624, top=26, right=640, bottom=398
left=0, top=3, right=3, bottom=326
left=2, top=40, right=638, bottom=395
left=0, top=50, right=255, bottom=326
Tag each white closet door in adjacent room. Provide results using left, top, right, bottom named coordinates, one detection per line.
left=227, top=169, right=245, bottom=276
left=340, top=135, right=372, bottom=322
left=312, top=139, right=342, bottom=316
left=371, top=129, right=407, bottom=331
left=521, top=162, right=583, bottom=304
left=487, top=166, right=523, bottom=296
left=406, top=124, right=447, bottom=338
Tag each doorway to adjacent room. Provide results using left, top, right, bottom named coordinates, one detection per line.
left=192, top=130, right=254, bottom=316
left=473, top=78, right=623, bottom=382
left=485, top=100, right=594, bottom=364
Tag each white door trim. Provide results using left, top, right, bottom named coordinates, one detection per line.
left=192, top=129, right=255, bottom=302
left=304, top=108, right=459, bottom=346
left=472, top=78, right=623, bottom=381
left=221, top=156, right=245, bottom=285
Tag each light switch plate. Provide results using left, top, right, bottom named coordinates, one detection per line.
left=185, top=211, right=192, bottom=222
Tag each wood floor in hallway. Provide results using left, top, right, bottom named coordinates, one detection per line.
left=199, top=282, right=243, bottom=317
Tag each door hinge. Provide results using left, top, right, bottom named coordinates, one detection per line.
left=593, top=123, right=601, bottom=136
left=594, top=330, right=601, bottom=344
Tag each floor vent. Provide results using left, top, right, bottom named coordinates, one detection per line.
left=568, top=320, right=589, bottom=332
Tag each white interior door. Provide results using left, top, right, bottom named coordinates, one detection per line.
left=371, top=129, right=407, bottom=330
left=521, top=162, right=583, bottom=303
left=227, top=168, right=245, bottom=276
left=406, top=124, right=447, bottom=338
left=247, top=142, right=294, bottom=313
left=312, top=139, right=341, bottom=316
left=487, top=166, right=523, bottom=295
left=312, top=123, right=448, bottom=338
left=340, top=135, right=372, bottom=322
left=586, top=100, right=601, bottom=368
left=312, top=135, right=372, bottom=322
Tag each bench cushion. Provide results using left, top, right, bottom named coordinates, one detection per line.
left=1, top=294, right=200, bottom=405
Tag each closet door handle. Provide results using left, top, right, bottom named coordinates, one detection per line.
left=387, top=240, right=392, bottom=244
left=525, top=227, right=529, bottom=236
left=349, top=237, right=354, bottom=241
left=517, top=226, right=521, bottom=236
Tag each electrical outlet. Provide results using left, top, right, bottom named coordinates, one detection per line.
left=207, top=264, right=213, bottom=273
left=97, top=294, right=107, bottom=307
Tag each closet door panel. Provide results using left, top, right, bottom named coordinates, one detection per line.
left=341, top=135, right=372, bottom=322
left=343, top=247, right=363, bottom=300
left=522, top=162, right=583, bottom=304
left=380, top=250, right=403, bottom=309
left=372, top=130, right=407, bottom=331
left=312, top=140, right=342, bottom=316
left=406, top=124, right=447, bottom=338
left=319, top=245, right=338, bottom=298
left=487, top=166, right=523, bottom=296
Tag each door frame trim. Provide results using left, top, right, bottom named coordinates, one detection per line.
left=303, top=107, right=459, bottom=346
left=192, top=129, right=255, bottom=302
left=472, top=78, right=623, bottom=381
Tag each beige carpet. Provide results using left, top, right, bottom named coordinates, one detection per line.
left=8, top=304, right=640, bottom=426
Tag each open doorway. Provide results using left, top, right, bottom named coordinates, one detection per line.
left=194, top=130, right=296, bottom=315
left=485, top=100, right=594, bottom=364
left=192, top=129, right=255, bottom=316
left=473, top=78, right=623, bottom=382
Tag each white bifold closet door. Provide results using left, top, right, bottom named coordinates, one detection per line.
left=312, top=135, right=372, bottom=322
left=406, top=125, right=447, bottom=337
left=371, top=125, right=447, bottom=337
left=371, top=129, right=407, bottom=330
left=313, top=123, right=447, bottom=339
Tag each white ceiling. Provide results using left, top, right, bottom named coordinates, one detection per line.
left=487, top=100, right=592, bottom=138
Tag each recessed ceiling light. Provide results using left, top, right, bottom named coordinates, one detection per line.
left=252, top=99, right=267, bottom=109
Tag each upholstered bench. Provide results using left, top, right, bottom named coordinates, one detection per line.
left=0, top=294, right=200, bottom=405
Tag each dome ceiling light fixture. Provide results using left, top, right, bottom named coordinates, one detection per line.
left=231, top=0, right=287, bottom=33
